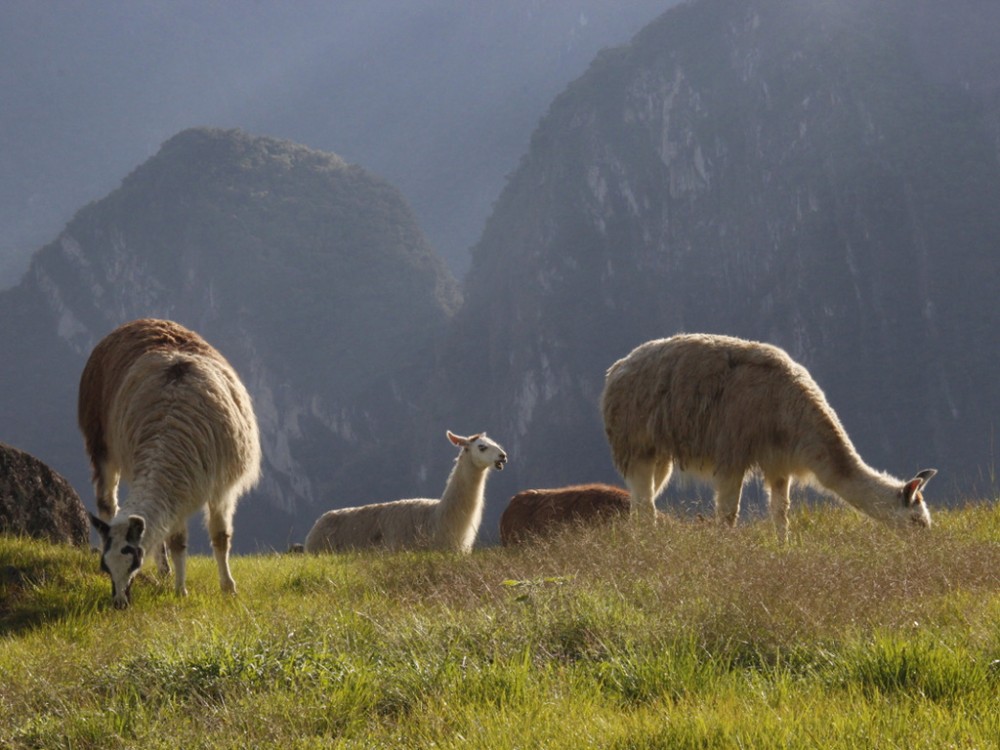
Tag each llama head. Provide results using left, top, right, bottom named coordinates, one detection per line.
left=90, top=513, right=146, bottom=609
left=896, top=469, right=936, bottom=529
left=447, top=430, right=508, bottom=471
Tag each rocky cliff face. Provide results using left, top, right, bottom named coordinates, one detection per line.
left=440, top=0, right=1000, bottom=520
left=0, top=129, right=460, bottom=548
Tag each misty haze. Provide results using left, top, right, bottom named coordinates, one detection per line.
left=2, top=0, right=999, bottom=553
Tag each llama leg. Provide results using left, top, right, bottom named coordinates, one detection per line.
left=207, top=509, right=237, bottom=595
left=766, top=475, right=791, bottom=543
left=714, top=474, right=745, bottom=528
left=625, top=458, right=658, bottom=519
left=94, top=461, right=120, bottom=521
left=152, top=542, right=172, bottom=577
left=653, top=460, right=674, bottom=500
left=648, top=459, right=673, bottom=524
left=167, top=527, right=189, bottom=597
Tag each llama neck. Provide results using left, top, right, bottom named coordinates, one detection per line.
left=435, top=455, right=489, bottom=540
left=113, top=481, right=175, bottom=551
left=439, top=455, right=488, bottom=513
left=820, top=459, right=900, bottom=523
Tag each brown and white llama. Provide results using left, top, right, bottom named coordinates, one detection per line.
left=304, top=431, right=507, bottom=554
left=80, top=318, right=261, bottom=608
left=600, top=333, right=935, bottom=540
left=499, top=483, right=631, bottom=545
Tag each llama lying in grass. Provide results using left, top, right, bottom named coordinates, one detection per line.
left=499, top=483, right=631, bottom=545
left=80, top=318, right=261, bottom=608
left=600, top=333, right=936, bottom=541
left=304, top=431, right=507, bottom=554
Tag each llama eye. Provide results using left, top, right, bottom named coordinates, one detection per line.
left=478, top=445, right=487, bottom=452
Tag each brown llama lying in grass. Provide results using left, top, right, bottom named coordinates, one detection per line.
left=600, top=333, right=936, bottom=541
left=499, top=483, right=631, bottom=545
left=80, top=318, right=261, bottom=608
left=304, top=431, right=507, bottom=554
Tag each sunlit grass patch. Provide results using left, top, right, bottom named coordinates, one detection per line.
left=1, top=501, right=998, bottom=748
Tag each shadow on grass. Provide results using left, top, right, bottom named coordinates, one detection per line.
left=0, top=537, right=109, bottom=635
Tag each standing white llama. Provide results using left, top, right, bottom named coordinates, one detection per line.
left=600, top=333, right=935, bottom=540
left=80, top=318, right=261, bottom=608
left=304, top=431, right=507, bottom=553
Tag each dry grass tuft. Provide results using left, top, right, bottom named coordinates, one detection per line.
left=305, top=504, right=1000, bottom=667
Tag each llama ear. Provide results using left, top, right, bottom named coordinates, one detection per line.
left=90, top=513, right=110, bottom=539
left=125, top=515, right=146, bottom=545
left=905, top=468, right=937, bottom=506
left=902, top=469, right=935, bottom=507
left=447, top=431, right=467, bottom=447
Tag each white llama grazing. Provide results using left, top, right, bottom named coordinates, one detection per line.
left=80, top=318, right=261, bottom=608
left=304, top=431, right=507, bottom=554
left=600, top=333, right=935, bottom=540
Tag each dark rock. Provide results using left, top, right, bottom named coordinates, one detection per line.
left=0, top=442, right=89, bottom=546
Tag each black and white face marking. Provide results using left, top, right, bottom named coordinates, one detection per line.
left=100, top=537, right=144, bottom=607
left=90, top=514, right=147, bottom=609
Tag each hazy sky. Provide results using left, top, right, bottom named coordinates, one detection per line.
left=0, top=1, right=677, bottom=287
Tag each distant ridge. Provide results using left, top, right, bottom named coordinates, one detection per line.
left=434, top=0, right=1000, bottom=525
left=0, top=128, right=460, bottom=549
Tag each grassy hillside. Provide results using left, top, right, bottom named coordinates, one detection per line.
left=2, top=504, right=998, bottom=748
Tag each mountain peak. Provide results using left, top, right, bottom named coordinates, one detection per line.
left=1, top=129, right=461, bottom=545
left=446, top=0, right=1000, bottom=506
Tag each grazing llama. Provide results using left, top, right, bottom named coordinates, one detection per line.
left=500, top=483, right=631, bottom=545
left=304, top=431, right=507, bottom=553
left=600, top=333, right=935, bottom=540
left=80, top=318, right=261, bottom=608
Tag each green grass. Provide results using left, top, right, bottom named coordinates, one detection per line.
left=2, top=504, right=998, bottom=749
